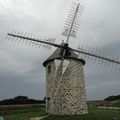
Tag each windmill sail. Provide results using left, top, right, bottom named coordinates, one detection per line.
left=62, top=2, right=84, bottom=43
left=70, top=47, right=120, bottom=70
left=7, top=30, right=120, bottom=70
left=6, top=31, right=56, bottom=50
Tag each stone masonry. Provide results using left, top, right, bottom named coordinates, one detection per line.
left=45, top=58, right=88, bottom=115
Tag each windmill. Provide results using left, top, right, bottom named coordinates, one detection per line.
left=6, top=1, right=120, bottom=115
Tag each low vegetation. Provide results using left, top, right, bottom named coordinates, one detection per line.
left=0, top=105, right=120, bottom=120
left=104, top=95, right=120, bottom=101
left=0, top=95, right=45, bottom=105
left=43, top=108, right=120, bottom=120
left=0, top=95, right=120, bottom=120
left=0, top=104, right=46, bottom=120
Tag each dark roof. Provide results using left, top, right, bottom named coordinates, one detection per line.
left=43, top=47, right=85, bottom=66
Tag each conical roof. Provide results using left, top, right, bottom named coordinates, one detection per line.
left=43, top=47, right=85, bottom=66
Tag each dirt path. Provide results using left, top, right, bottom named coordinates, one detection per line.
left=30, top=115, right=48, bottom=120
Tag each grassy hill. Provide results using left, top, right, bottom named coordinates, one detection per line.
left=0, top=95, right=45, bottom=105
left=88, top=99, right=120, bottom=108
left=99, top=100, right=120, bottom=107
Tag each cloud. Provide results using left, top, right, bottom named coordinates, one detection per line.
left=0, top=0, right=120, bottom=101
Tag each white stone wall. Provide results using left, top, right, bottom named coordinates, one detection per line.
left=45, top=59, right=88, bottom=115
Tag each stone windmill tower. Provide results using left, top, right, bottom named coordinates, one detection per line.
left=6, top=1, right=120, bottom=116
left=43, top=45, right=88, bottom=115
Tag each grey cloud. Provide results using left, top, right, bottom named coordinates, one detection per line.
left=0, top=0, right=120, bottom=100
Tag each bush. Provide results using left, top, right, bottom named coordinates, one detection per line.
left=104, top=95, right=120, bottom=101
left=0, top=95, right=45, bottom=105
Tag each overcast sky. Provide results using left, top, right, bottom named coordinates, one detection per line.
left=0, top=0, right=120, bottom=101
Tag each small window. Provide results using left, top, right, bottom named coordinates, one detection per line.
left=47, top=97, right=50, bottom=101
left=48, top=65, right=51, bottom=74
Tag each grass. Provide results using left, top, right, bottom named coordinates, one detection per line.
left=43, top=107, right=120, bottom=120
left=0, top=104, right=46, bottom=120
left=102, top=100, right=120, bottom=107
left=0, top=104, right=120, bottom=120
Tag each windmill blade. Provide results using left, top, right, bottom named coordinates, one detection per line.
left=50, top=57, right=71, bottom=112
left=61, top=2, right=83, bottom=73
left=7, top=31, right=63, bottom=49
left=43, top=37, right=56, bottom=50
left=70, top=47, right=120, bottom=68
left=77, top=44, right=120, bottom=70
left=60, top=3, right=83, bottom=72
left=62, top=2, right=84, bottom=43
left=49, top=42, right=70, bottom=110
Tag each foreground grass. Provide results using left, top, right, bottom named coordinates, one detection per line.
left=0, top=104, right=46, bottom=120
left=43, top=108, right=120, bottom=120
left=0, top=105, right=120, bottom=120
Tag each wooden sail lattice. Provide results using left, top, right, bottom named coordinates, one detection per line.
left=6, top=2, right=120, bottom=70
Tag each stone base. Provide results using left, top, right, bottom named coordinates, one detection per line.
left=46, top=59, right=88, bottom=115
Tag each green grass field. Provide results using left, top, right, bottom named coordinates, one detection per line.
left=0, top=104, right=120, bottom=120
left=43, top=108, right=120, bottom=120
left=0, top=104, right=46, bottom=120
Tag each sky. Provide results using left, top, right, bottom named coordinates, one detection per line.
left=0, top=0, right=120, bottom=101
